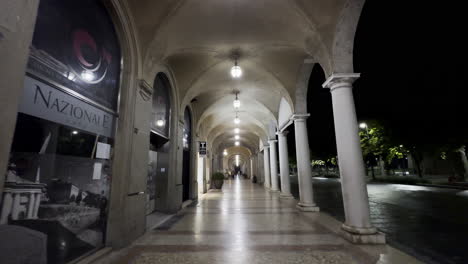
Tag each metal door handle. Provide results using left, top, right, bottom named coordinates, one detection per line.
left=127, top=191, right=145, bottom=197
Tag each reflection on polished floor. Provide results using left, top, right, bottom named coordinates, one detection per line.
left=95, top=178, right=421, bottom=264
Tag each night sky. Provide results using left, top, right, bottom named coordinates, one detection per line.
left=300, top=0, right=468, bottom=159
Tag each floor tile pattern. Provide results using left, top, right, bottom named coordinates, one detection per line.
left=95, top=178, right=422, bottom=264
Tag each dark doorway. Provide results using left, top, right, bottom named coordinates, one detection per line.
left=182, top=107, right=192, bottom=201
left=147, top=73, right=172, bottom=214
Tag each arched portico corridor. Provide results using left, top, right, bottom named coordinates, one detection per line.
left=94, top=178, right=418, bottom=264
left=3, top=1, right=466, bottom=263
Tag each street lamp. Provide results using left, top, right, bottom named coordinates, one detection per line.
left=359, top=122, right=369, bottom=138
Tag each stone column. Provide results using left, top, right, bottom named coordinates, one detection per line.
left=258, top=152, right=264, bottom=184
left=323, top=73, right=385, bottom=244
left=457, top=146, right=468, bottom=180
left=205, top=155, right=210, bottom=190
left=33, top=193, right=41, bottom=218
left=197, top=156, right=206, bottom=194
left=219, top=155, right=224, bottom=173
left=263, top=145, right=271, bottom=189
left=253, top=154, right=258, bottom=181
left=11, top=193, right=21, bottom=220
left=268, top=140, right=279, bottom=192
left=27, top=192, right=35, bottom=218
left=250, top=158, right=254, bottom=180
left=250, top=156, right=255, bottom=182
left=292, top=115, right=319, bottom=212
left=277, top=131, right=293, bottom=198
left=213, top=154, right=218, bottom=173
left=0, top=192, right=13, bottom=224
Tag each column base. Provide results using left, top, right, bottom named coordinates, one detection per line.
left=279, top=193, right=294, bottom=199
left=296, top=203, right=320, bottom=212
left=269, top=189, right=280, bottom=193
left=341, top=224, right=386, bottom=244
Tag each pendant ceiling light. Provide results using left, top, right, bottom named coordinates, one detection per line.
left=233, top=92, right=240, bottom=109
left=235, top=141, right=240, bottom=146
left=234, top=112, right=240, bottom=124
left=230, top=60, right=242, bottom=78
left=234, top=128, right=240, bottom=134
left=235, top=135, right=240, bottom=140
left=223, top=150, right=228, bottom=156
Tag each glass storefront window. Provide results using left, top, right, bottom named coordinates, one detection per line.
left=4, top=114, right=113, bottom=263
left=151, top=74, right=172, bottom=138
left=0, top=1, right=121, bottom=263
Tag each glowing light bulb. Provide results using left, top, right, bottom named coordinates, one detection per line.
left=156, top=119, right=165, bottom=127
left=235, top=135, right=240, bottom=140
left=234, top=117, right=240, bottom=124
left=235, top=141, right=240, bottom=146
left=233, top=98, right=240, bottom=108
left=81, top=70, right=95, bottom=81
left=67, top=72, right=76, bottom=81
left=231, top=65, right=242, bottom=78
left=234, top=128, right=240, bottom=134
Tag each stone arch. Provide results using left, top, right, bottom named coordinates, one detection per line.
left=152, top=72, right=173, bottom=138
left=306, top=63, right=336, bottom=159
left=278, top=97, right=294, bottom=130
left=294, top=60, right=316, bottom=114
left=148, top=71, right=183, bottom=213
left=91, top=0, right=143, bottom=249
left=225, top=146, right=252, bottom=171
left=180, top=57, right=294, bottom=121
left=144, top=64, right=181, bottom=121
left=331, top=0, right=365, bottom=73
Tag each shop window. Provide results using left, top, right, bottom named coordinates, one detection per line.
left=0, top=1, right=121, bottom=263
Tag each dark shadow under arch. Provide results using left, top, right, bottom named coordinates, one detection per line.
left=182, top=107, right=192, bottom=201
left=305, top=64, right=336, bottom=161
left=147, top=72, right=174, bottom=213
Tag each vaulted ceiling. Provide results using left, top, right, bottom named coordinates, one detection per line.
left=127, top=0, right=356, bottom=156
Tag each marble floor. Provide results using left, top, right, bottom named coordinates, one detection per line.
left=94, top=178, right=422, bottom=264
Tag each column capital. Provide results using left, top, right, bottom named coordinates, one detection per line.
left=276, top=130, right=289, bottom=136
left=263, top=144, right=270, bottom=149
left=268, top=139, right=278, bottom=143
left=291, top=113, right=310, bottom=121
left=322, top=73, right=360, bottom=91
